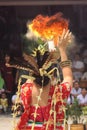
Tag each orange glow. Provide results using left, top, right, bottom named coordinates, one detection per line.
left=28, top=13, right=69, bottom=46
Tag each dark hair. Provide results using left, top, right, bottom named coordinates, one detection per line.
left=82, top=87, right=87, bottom=91
left=33, top=74, right=50, bottom=87
left=1, top=92, right=6, bottom=95
left=4, top=51, right=11, bottom=57
left=74, top=80, right=79, bottom=84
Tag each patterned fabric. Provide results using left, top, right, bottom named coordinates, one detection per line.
left=17, top=82, right=71, bottom=130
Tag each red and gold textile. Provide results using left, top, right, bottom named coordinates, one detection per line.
left=16, top=82, right=71, bottom=130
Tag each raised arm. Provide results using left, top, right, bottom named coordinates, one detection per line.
left=57, top=29, right=73, bottom=87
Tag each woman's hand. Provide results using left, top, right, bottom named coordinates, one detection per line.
left=57, top=29, right=72, bottom=51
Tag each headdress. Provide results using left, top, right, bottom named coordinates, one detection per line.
left=10, top=12, right=69, bottom=85
left=10, top=48, right=60, bottom=86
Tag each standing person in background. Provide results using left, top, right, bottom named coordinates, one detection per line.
left=0, top=53, right=15, bottom=106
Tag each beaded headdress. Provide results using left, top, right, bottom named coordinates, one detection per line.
left=11, top=12, right=69, bottom=83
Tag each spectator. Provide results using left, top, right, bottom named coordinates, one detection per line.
left=0, top=92, right=8, bottom=113
left=0, top=53, right=15, bottom=105
left=72, top=53, right=85, bottom=81
left=71, top=81, right=82, bottom=99
left=77, top=87, right=87, bottom=106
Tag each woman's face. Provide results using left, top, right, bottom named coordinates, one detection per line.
left=74, top=82, right=79, bottom=90
left=81, top=88, right=87, bottom=96
left=5, top=55, right=10, bottom=63
left=1, top=93, right=6, bottom=99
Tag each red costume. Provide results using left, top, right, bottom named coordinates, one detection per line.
left=17, top=82, right=71, bottom=130
left=13, top=13, right=73, bottom=130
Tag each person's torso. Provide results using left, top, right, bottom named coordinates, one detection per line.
left=77, top=94, right=87, bottom=104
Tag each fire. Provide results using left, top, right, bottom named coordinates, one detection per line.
left=28, top=13, right=69, bottom=46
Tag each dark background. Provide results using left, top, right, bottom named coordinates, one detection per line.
left=0, top=4, right=87, bottom=56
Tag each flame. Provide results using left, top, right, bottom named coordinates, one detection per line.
left=28, top=13, right=69, bottom=46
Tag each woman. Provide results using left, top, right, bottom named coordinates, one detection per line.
left=1, top=53, right=15, bottom=105
left=13, top=28, right=73, bottom=130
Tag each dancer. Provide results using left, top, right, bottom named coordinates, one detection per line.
left=14, top=13, right=73, bottom=130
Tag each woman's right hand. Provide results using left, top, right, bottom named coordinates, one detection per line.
left=57, top=29, right=72, bottom=51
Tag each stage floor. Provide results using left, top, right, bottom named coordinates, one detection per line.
left=0, top=114, right=19, bottom=130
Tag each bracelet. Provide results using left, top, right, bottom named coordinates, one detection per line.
left=60, top=60, right=72, bottom=68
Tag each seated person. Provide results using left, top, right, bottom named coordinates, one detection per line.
left=0, top=92, right=8, bottom=113
left=77, top=87, right=87, bottom=106
left=71, top=81, right=82, bottom=99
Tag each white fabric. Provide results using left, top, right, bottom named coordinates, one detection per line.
left=71, top=87, right=82, bottom=95
left=69, top=88, right=82, bottom=104
left=11, top=94, right=17, bottom=104
left=77, top=94, right=87, bottom=104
